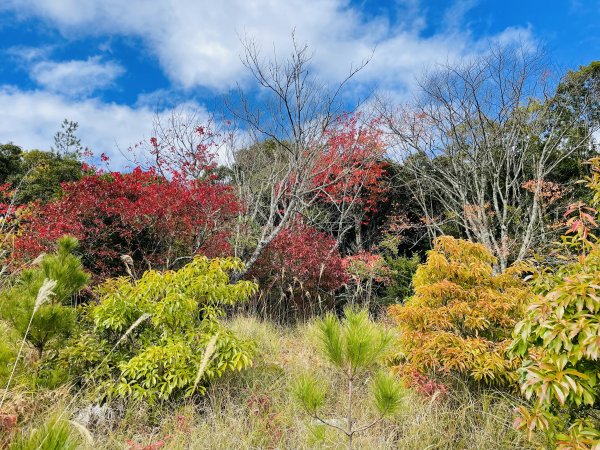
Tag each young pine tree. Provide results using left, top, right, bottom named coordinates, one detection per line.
left=293, top=308, right=403, bottom=449
left=0, top=236, right=89, bottom=360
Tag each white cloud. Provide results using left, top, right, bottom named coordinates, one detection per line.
left=1, top=0, right=537, bottom=93
left=0, top=0, right=540, bottom=171
left=29, top=56, right=124, bottom=97
left=6, top=46, right=125, bottom=97
left=6, top=45, right=54, bottom=63
left=442, top=0, right=479, bottom=31
left=0, top=85, right=176, bottom=169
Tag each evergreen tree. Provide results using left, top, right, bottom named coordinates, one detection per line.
left=0, top=236, right=89, bottom=360
left=293, top=308, right=403, bottom=449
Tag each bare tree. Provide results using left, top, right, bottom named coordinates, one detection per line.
left=381, top=45, right=599, bottom=270
left=227, top=33, right=372, bottom=279
left=135, top=107, right=228, bottom=180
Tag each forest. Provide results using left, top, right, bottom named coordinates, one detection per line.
left=0, top=39, right=599, bottom=449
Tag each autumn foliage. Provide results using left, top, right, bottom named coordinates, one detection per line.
left=510, top=247, right=600, bottom=447
left=250, top=221, right=348, bottom=309
left=311, top=114, right=389, bottom=217
left=388, top=236, right=529, bottom=386
left=14, top=168, right=240, bottom=280
left=509, top=158, right=600, bottom=448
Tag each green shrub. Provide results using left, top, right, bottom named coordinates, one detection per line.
left=62, top=256, right=258, bottom=403
left=510, top=159, right=600, bottom=448
left=510, top=248, right=600, bottom=448
left=383, top=254, right=420, bottom=304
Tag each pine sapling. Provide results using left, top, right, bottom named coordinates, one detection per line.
left=0, top=236, right=89, bottom=393
left=293, top=308, right=403, bottom=449
left=0, top=278, right=56, bottom=409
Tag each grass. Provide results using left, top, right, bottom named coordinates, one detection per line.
left=2, top=315, right=541, bottom=449
left=8, top=415, right=82, bottom=450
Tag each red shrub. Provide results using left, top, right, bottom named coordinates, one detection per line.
left=0, top=414, right=17, bottom=433
left=14, top=168, right=240, bottom=281
left=405, top=370, right=449, bottom=398
left=251, top=222, right=348, bottom=297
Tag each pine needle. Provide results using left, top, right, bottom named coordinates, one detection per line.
left=1, top=278, right=57, bottom=409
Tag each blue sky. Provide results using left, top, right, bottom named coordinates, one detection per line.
left=0, top=0, right=598, bottom=167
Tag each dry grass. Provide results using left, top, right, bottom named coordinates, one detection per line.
left=3, top=315, right=542, bottom=449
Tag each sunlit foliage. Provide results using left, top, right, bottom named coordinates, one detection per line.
left=389, top=236, right=529, bottom=386
left=61, top=257, right=257, bottom=403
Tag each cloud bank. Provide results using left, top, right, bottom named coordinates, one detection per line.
left=0, top=0, right=536, bottom=167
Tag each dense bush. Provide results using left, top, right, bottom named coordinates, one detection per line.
left=15, top=168, right=240, bottom=281
left=13, top=150, right=84, bottom=204
left=0, top=143, right=84, bottom=204
left=510, top=247, right=600, bottom=448
left=250, top=221, right=348, bottom=315
left=510, top=159, right=600, bottom=448
left=61, top=257, right=257, bottom=403
left=389, top=236, right=529, bottom=387
left=383, top=254, right=420, bottom=304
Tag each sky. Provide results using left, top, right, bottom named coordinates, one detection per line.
left=0, top=0, right=598, bottom=168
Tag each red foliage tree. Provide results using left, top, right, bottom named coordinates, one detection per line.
left=128, top=109, right=227, bottom=181
left=311, top=114, right=389, bottom=215
left=14, top=168, right=240, bottom=280
left=309, top=113, right=390, bottom=249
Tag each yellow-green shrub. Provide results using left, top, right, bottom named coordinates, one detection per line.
left=61, top=256, right=258, bottom=403
left=389, top=236, right=529, bottom=386
left=510, top=248, right=600, bottom=448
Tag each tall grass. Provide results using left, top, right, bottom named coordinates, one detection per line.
left=64, top=316, right=539, bottom=450
left=0, top=314, right=541, bottom=449
left=8, top=415, right=81, bottom=450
